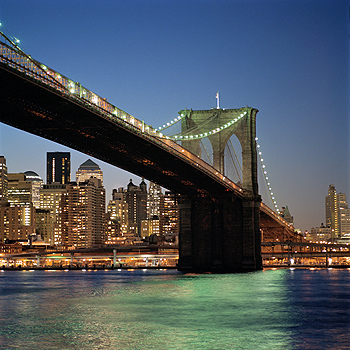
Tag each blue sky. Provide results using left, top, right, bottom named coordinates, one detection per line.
left=0, top=0, right=349, bottom=232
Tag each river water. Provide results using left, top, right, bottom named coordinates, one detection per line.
left=0, top=268, right=349, bottom=350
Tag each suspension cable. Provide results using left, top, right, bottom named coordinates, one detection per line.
left=256, top=137, right=279, bottom=213
left=227, top=140, right=242, bottom=183
left=200, top=140, right=213, bottom=166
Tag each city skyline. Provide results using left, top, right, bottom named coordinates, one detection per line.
left=0, top=0, right=349, bottom=232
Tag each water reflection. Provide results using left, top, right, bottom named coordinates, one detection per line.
left=0, top=269, right=349, bottom=349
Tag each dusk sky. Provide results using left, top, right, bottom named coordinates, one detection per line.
left=0, top=0, right=349, bottom=232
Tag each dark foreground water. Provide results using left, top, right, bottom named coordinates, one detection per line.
left=0, top=268, right=349, bottom=350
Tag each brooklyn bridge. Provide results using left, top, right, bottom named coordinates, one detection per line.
left=0, top=30, right=303, bottom=273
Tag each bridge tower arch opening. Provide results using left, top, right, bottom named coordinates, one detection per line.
left=224, top=135, right=242, bottom=186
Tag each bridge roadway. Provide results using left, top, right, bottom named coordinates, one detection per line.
left=0, top=61, right=247, bottom=200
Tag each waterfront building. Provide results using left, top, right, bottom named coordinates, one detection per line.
left=325, top=184, right=339, bottom=240
left=24, top=171, right=43, bottom=208
left=76, top=159, right=103, bottom=185
left=47, top=152, right=70, bottom=184
left=0, top=241, right=22, bottom=254
left=310, top=224, right=332, bottom=242
left=160, top=191, right=179, bottom=237
left=39, top=183, right=67, bottom=246
left=61, top=178, right=105, bottom=248
left=0, top=156, right=8, bottom=203
left=125, top=179, right=147, bottom=236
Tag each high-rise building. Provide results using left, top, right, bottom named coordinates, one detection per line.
left=107, top=188, right=128, bottom=234
left=160, top=191, right=179, bottom=236
left=0, top=156, right=8, bottom=203
left=76, top=159, right=103, bottom=185
left=325, top=184, right=339, bottom=240
left=146, top=182, right=162, bottom=237
left=4, top=173, right=36, bottom=239
left=0, top=203, right=36, bottom=242
left=7, top=173, right=32, bottom=207
left=24, top=171, right=43, bottom=208
left=147, top=182, right=162, bottom=218
left=35, top=208, right=54, bottom=244
left=61, top=178, right=105, bottom=248
left=338, top=193, right=350, bottom=237
left=125, top=179, right=147, bottom=236
left=47, top=152, right=70, bottom=184
left=39, top=183, right=67, bottom=245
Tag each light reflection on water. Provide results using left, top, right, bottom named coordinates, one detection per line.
left=0, top=268, right=349, bottom=349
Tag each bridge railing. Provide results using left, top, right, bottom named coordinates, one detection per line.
left=0, top=35, right=245, bottom=197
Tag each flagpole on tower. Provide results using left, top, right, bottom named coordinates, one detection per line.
left=216, top=91, right=220, bottom=109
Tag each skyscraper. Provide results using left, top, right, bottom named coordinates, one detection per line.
left=338, top=193, right=350, bottom=237
left=325, top=184, right=339, bottom=241
left=61, top=178, right=105, bottom=248
left=24, top=171, right=43, bottom=208
left=47, top=152, right=70, bottom=184
left=76, top=159, right=103, bottom=184
left=160, top=191, right=179, bottom=237
left=147, top=182, right=162, bottom=218
left=39, top=183, right=67, bottom=245
left=7, top=173, right=32, bottom=207
left=125, top=179, right=147, bottom=235
left=0, top=156, right=8, bottom=203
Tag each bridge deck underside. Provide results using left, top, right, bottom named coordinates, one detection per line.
left=0, top=64, right=237, bottom=200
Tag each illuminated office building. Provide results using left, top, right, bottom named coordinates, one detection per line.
left=0, top=202, right=36, bottom=241
left=0, top=156, right=8, bottom=203
left=107, top=188, right=128, bottom=236
left=125, top=179, right=147, bottom=236
left=47, top=152, right=70, bottom=184
left=35, top=208, right=53, bottom=244
left=160, top=191, right=179, bottom=236
left=147, top=182, right=162, bottom=218
left=338, top=193, right=350, bottom=237
left=2, top=173, right=36, bottom=239
left=61, top=178, right=105, bottom=248
left=7, top=173, right=32, bottom=207
left=39, top=183, right=67, bottom=245
left=325, top=184, right=339, bottom=240
left=310, top=224, right=332, bottom=242
left=76, top=159, right=103, bottom=185
left=24, top=171, right=43, bottom=208
left=146, top=182, right=162, bottom=236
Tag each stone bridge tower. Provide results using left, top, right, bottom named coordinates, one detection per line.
left=177, top=107, right=262, bottom=273
left=179, top=107, right=259, bottom=195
